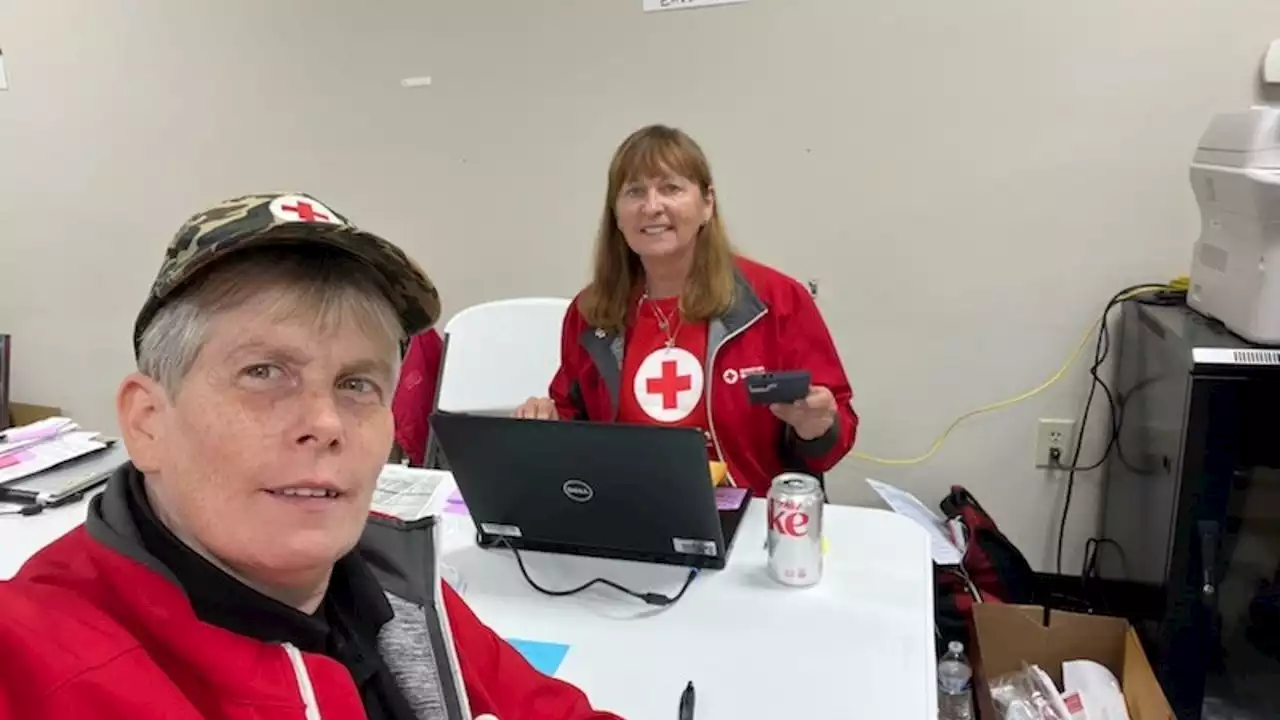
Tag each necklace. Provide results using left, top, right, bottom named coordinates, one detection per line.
left=641, top=292, right=681, bottom=348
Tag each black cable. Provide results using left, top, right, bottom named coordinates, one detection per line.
left=1075, top=537, right=1132, bottom=615
left=1102, top=539, right=1130, bottom=578
left=1082, top=537, right=1129, bottom=580
left=1082, top=538, right=1099, bottom=579
left=1054, top=292, right=1122, bottom=574
left=1050, top=312, right=1123, bottom=473
left=1054, top=284, right=1184, bottom=575
left=498, top=537, right=699, bottom=607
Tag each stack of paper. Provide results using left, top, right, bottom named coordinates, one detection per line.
left=0, top=417, right=110, bottom=484
left=371, top=464, right=456, bottom=521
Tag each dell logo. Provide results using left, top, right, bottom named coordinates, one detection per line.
left=562, top=479, right=595, bottom=503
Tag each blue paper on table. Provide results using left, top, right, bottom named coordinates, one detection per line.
left=507, top=638, right=570, bottom=676
left=715, top=486, right=749, bottom=510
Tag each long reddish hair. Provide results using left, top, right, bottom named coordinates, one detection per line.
left=579, top=125, right=736, bottom=333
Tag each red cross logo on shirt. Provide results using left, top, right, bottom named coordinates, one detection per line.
left=646, top=360, right=693, bottom=410
left=633, top=347, right=703, bottom=423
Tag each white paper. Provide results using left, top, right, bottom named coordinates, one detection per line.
left=865, top=478, right=963, bottom=565
left=0, top=417, right=78, bottom=455
left=1265, top=39, right=1280, bottom=84
left=1064, top=660, right=1130, bottom=720
left=643, top=0, right=748, bottom=12
left=0, top=435, right=53, bottom=459
left=371, top=465, right=455, bottom=521
left=0, top=431, right=108, bottom=484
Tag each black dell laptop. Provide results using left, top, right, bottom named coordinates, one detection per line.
left=427, top=411, right=747, bottom=570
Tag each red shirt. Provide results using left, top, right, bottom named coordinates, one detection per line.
left=617, top=296, right=717, bottom=458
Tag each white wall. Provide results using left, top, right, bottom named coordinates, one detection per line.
left=3, top=0, right=1278, bottom=571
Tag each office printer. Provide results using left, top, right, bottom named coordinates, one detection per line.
left=1188, top=106, right=1280, bottom=344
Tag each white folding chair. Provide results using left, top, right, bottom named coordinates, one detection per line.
left=425, top=297, right=572, bottom=467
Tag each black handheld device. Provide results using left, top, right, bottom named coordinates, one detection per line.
left=745, top=370, right=811, bottom=405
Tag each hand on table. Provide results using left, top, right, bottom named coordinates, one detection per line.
left=770, top=386, right=837, bottom=440
left=514, top=397, right=558, bottom=420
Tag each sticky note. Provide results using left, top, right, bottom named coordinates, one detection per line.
left=715, top=486, right=748, bottom=510
left=507, top=638, right=570, bottom=676
left=444, top=490, right=469, bottom=515
left=0, top=450, right=32, bottom=469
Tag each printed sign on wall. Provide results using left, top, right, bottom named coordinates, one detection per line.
left=643, top=0, right=748, bottom=12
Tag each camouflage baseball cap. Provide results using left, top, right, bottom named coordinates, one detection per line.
left=133, top=192, right=440, bottom=356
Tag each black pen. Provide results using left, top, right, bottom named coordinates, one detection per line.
left=678, top=681, right=695, bottom=720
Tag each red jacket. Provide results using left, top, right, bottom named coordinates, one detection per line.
left=393, top=328, right=446, bottom=466
left=550, top=257, right=857, bottom=496
left=0, top=471, right=622, bottom=720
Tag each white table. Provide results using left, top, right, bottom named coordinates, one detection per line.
left=0, top=494, right=101, bottom=580
left=438, top=499, right=937, bottom=719
left=1, top=489, right=938, bottom=718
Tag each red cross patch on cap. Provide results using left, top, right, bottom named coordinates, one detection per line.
left=269, top=195, right=341, bottom=225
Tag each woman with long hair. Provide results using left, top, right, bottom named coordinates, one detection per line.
left=516, top=125, right=857, bottom=496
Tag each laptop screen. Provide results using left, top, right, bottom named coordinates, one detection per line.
left=0, top=334, right=10, bottom=430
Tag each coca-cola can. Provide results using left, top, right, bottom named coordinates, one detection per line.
left=766, top=472, right=824, bottom=587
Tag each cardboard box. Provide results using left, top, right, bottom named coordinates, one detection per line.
left=8, top=403, right=62, bottom=427
left=972, top=604, right=1173, bottom=720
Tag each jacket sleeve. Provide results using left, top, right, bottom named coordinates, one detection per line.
left=548, top=303, right=587, bottom=421
left=444, top=583, right=624, bottom=719
left=779, top=287, right=858, bottom=473
left=2, top=652, right=205, bottom=720
left=0, top=584, right=201, bottom=720
left=392, top=329, right=446, bottom=465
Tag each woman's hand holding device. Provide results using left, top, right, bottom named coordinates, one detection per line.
left=747, top=370, right=837, bottom=440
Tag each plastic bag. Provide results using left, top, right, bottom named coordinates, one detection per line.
left=987, top=663, right=1069, bottom=720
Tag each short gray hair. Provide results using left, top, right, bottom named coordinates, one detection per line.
left=137, top=246, right=405, bottom=397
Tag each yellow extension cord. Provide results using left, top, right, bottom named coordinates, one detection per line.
left=851, top=278, right=1189, bottom=466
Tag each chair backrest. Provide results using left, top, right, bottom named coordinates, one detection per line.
left=434, top=297, right=572, bottom=415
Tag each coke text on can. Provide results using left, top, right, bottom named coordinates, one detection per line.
left=766, top=472, right=823, bottom=587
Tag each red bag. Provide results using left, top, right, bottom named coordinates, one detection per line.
left=934, top=486, right=1038, bottom=653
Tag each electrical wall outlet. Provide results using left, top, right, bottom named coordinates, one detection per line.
left=1035, top=419, right=1075, bottom=468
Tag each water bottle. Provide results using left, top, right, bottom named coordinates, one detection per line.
left=938, top=640, right=974, bottom=720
